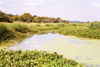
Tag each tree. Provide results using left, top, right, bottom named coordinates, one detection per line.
left=19, top=13, right=32, bottom=22
left=14, top=15, right=19, bottom=21
left=0, top=11, right=13, bottom=22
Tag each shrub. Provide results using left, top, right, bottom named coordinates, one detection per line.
left=57, top=23, right=66, bottom=27
left=0, top=23, right=8, bottom=35
left=57, top=27, right=100, bottom=39
left=12, top=22, right=29, bottom=33
left=45, top=23, right=50, bottom=26
left=88, top=21, right=100, bottom=29
left=0, top=23, right=15, bottom=43
left=35, top=23, right=41, bottom=27
left=45, top=23, right=53, bottom=26
left=0, top=50, right=84, bottom=67
left=28, top=28, right=39, bottom=33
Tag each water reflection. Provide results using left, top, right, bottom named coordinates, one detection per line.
left=68, top=40, right=88, bottom=44
left=6, top=32, right=100, bottom=67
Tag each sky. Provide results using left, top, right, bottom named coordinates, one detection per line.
left=0, top=0, right=100, bottom=22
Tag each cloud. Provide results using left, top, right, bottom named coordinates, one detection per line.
left=10, top=4, right=18, bottom=6
left=91, top=2, right=100, bottom=7
left=50, top=5, right=68, bottom=10
left=81, top=7, right=86, bottom=10
left=0, top=7, right=8, bottom=11
left=51, top=0, right=56, bottom=2
left=0, top=1, right=5, bottom=5
left=20, top=0, right=45, bottom=2
left=54, top=6, right=61, bottom=10
left=22, top=0, right=45, bottom=6
left=23, top=2, right=39, bottom=5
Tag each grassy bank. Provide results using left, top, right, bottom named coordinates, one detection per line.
left=1, top=22, right=100, bottom=47
left=57, top=26, right=100, bottom=39
left=57, top=22, right=100, bottom=39
left=0, top=22, right=65, bottom=47
left=0, top=50, right=85, bottom=67
left=0, top=22, right=98, bottom=67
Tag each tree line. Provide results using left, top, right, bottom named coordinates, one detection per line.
left=0, top=11, right=69, bottom=23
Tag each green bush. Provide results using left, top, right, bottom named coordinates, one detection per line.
left=0, top=23, right=15, bottom=43
left=0, top=23, right=8, bottom=35
left=28, top=28, right=39, bottom=33
left=12, top=22, right=29, bottom=33
left=57, top=27, right=100, bottom=39
left=45, top=23, right=50, bottom=26
left=35, top=24, right=41, bottom=27
left=0, top=50, right=84, bottom=67
left=69, top=23, right=77, bottom=26
left=45, top=23, right=53, bottom=26
left=88, top=21, right=100, bottom=29
left=57, top=23, right=66, bottom=27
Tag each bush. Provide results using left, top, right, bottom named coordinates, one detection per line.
left=28, top=28, right=39, bottom=33
left=88, top=21, right=100, bottom=29
left=57, top=27, right=100, bottom=39
left=69, top=23, right=77, bottom=26
left=0, top=23, right=15, bottom=42
left=45, top=23, right=50, bottom=26
left=0, top=50, right=84, bottom=67
left=45, top=23, right=53, bottom=26
left=57, top=23, right=66, bottom=27
left=12, top=22, right=29, bottom=33
left=0, top=23, right=8, bottom=35
left=35, top=24, right=41, bottom=27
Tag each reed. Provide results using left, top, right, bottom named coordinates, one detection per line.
left=0, top=23, right=16, bottom=43
left=57, top=26, right=100, bottom=39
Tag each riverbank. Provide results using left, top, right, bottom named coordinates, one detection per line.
left=1, top=22, right=99, bottom=67
left=1, top=22, right=100, bottom=48
left=57, top=26, right=100, bottom=39
left=0, top=22, right=64, bottom=47
left=5, top=32, right=100, bottom=66
left=1, top=22, right=100, bottom=46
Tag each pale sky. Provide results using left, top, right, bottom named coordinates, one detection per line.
left=0, top=0, right=100, bottom=22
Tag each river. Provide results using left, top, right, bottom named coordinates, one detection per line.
left=6, top=32, right=100, bottom=67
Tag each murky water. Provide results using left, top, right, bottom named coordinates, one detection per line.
left=6, top=32, right=100, bottom=67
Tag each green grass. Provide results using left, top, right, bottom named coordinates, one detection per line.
left=12, top=22, right=30, bottom=33
left=0, top=50, right=84, bottom=67
left=68, top=23, right=88, bottom=27
left=0, top=22, right=39, bottom=46
left=57, top=26, right=100, bottom=39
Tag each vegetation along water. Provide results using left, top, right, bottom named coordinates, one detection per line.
left=0, top=11, right=100, bottom=67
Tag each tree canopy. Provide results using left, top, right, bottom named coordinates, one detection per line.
left=0, top=11, right=69, bottom=23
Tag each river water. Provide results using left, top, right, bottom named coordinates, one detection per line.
left=6, top=32, right=100, bottom=67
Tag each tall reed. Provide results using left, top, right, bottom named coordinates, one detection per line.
left=0, top=23, right=15, bottom=43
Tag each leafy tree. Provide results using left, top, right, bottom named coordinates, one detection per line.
left=19, top=13, right=32, bottom=22
left=14, top=15, right=19, bottom=21
left=0, top=11, right=13, bottom=22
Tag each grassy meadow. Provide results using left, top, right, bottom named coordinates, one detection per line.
left=0, top=21, right=100, bottom=67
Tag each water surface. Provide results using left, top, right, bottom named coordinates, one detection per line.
left=6, top=33, right=100, bottom=67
